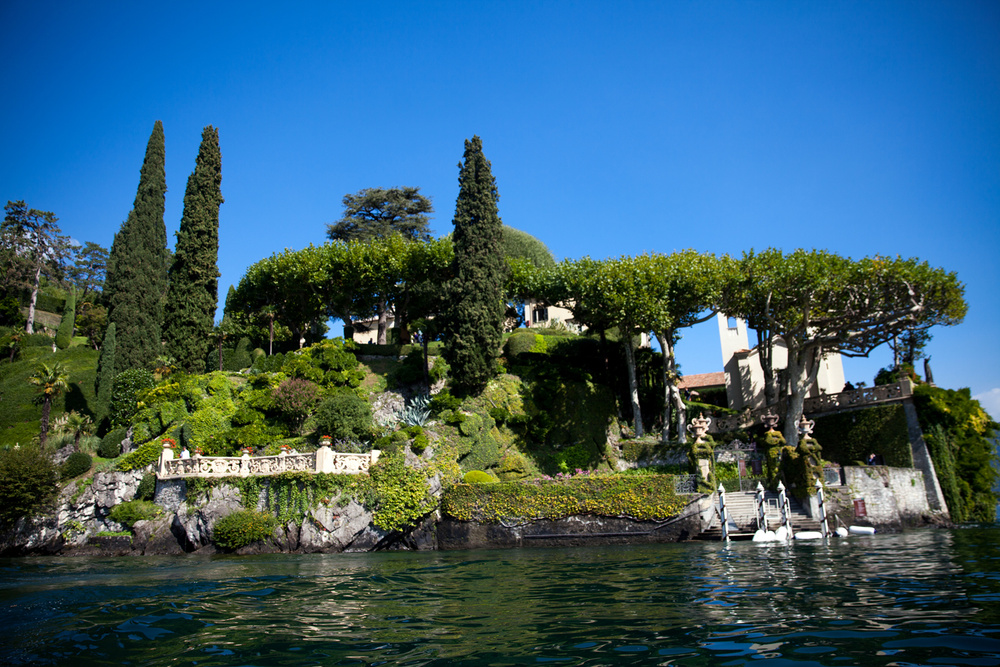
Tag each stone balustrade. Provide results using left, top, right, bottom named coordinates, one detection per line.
left=708, top=379, right=912, bottom=433
left=157, top=445, right=380, bottom=479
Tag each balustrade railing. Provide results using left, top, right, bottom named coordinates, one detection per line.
left=158, top=445, right=380, bottom=479
left=708, top=379, right=911, bottom=433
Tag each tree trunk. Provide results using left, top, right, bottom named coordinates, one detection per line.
left=39, top=397, right=51, bottom=448
left=623, top=336, right=643, bottom=437
left=657, top=333, right=672, bottom=443
left=782, top=344, right=822, bottom=446
left=268, top=314, right=274, bottom=356
left=757, top=329, right=778, bottom=406
left=376, top=299, right=388, bottom=345
left=26, top=263, right=41, bottom=334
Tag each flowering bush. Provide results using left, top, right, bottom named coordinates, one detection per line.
left=271, top=378, right=320, bottom=434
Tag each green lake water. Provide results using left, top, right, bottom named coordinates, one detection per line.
left=1, top=526, right=998, bottom=666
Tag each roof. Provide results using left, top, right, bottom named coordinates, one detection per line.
left=678, top=372, right=726, bottom=389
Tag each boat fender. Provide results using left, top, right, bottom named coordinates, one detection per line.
left=794, top=531, right=824, bottom=540
left=848, top=525, right=876, bottom=535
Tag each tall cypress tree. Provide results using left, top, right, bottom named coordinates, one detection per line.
left=442, top=136, right=507, bottom=394
left=163, top=126, right=223, bottom=372
left=104, top=121, right=168, bottom=371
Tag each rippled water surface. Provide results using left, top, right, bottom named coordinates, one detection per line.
left=1, top=527, right=998, bottom=666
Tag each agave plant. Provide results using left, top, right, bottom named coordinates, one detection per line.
left=399, top=394, right=431, bottom=427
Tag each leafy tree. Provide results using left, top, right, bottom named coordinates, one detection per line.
left=442, top=136, right=507, bottom=394
left=55, top=287, right=76, bottom=350
left=228, top=246, right=329, bottom=350
left=164, top=125, right=224, bottom=373
left=104, top=121, right=168, bottom=372
left=721, top=249, right=967, bottom=445
left=66, top=241, right=108, bottom=303
left=501, top=225, right=555, bottom=269
left=638, top=251, right=725, bottom=443
left=75, top=301, right=107, bottom=350
left=0, top=445, right=59, bottom=527
left=0, top=294, right=25, bottom=329
left=28, top=361, right=70, bottom=447
left=327, top=187, right=433, bottom=243
left=1, top=200, right=71, bottom=333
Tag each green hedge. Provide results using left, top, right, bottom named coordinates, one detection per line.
left=115, top=440, right=163, bottom=472
left=441, top=474, right=689, bottom=523
left=213, top=509, right=276, bottom=549
left=811, top=404, right=911, bottom=467
left=108, top=499, right=162, bottom=528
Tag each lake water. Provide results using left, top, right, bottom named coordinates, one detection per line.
left=1, top=527, right=998, bottom=666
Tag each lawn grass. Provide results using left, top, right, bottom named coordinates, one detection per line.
left=0, top=345, right=99, bottom=447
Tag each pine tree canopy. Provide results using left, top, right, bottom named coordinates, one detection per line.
left=442, top=136, right=507, bottom=395
left=327, top=187, right=433, bottom=243
left=104, top=120, right=168, bottom=372
left=164, top=125, right=224, bottom=373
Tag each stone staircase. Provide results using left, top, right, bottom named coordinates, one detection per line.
left=694, top=490, right=822, bottom=541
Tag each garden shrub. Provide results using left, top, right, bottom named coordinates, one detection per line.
left=505, top=331, right=547, bottom=358
left=108, top=499, right=162, bottom=528
left=213, top=509, right=277, bottom=550
left=0, top=296, right=25, bottom=328
left=98, top=427, right=127, bottom=458
left=0, top=445, right=59, bottom=526
left=463, top=470, right=497, bottom=484
left=410, top=432, right=429, bottom=454
left=115, top=440, right=163, bottom=472
left=271, top=378, right=320, bottom=433
left=224, top=337, right=253, bottom=371
left=498, top=451, right=529, bottom=480
left=430, top=390, right=462, bottom=415
left=21, top=332, right=54, bottom=348
left=109, top=368, right=156, bottom=428
left=61, top=451, right=92, bottom=480
left=135, top=472, right=156, bottom=501
left=315, top=389, right=372, bottom=441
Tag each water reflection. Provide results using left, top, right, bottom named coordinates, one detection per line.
left=0, top=528, right=998, bottom=665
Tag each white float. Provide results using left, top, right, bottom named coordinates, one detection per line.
left=835, top=526, right=849, bottom=537
left=794, top=531, right=824, bottom=540
left=848, top=525, right=876, bottom=535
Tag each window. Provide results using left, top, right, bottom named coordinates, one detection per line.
left=532, top=307, right=549, bottom=323
left=727, top=316, right=738, bottom=330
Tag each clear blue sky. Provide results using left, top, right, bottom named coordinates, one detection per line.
left=2, top=1, right=998, bottom=415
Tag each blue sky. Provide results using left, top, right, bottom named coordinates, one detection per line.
left=2, top=1, right=998, bottom=415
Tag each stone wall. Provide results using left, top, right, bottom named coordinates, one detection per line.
left=824, top=466, right=935, bottom=531
left=437, top=495, right=713, bottom=550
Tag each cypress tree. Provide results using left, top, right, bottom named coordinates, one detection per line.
left=95, top=321, right=116, bottom=415
left=104, top=121, right=168, bottom=371
left=442, top=136, right=507, bottom=394
left=54, top=287, right=76, bottom=349
left=163, top=126, right=223, bottom=373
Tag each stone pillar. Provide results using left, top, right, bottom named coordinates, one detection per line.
left=158, top=441, right=174, bottom=478
left=315, top=445, right=333, bottom=473
left=370, top=449, right=381, bottom=467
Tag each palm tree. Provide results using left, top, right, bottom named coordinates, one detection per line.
left=65, top=411, right=93, bottom=452
left=29, top=361, right=69, bottom=447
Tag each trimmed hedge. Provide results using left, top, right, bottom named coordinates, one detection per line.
left=811, top=404, right=912, bottom=467
left=61, top=451, right=92, bottom=480
left=115, top=440, right=163, bottom=472
left=441, top=474, right=689, bottom=523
